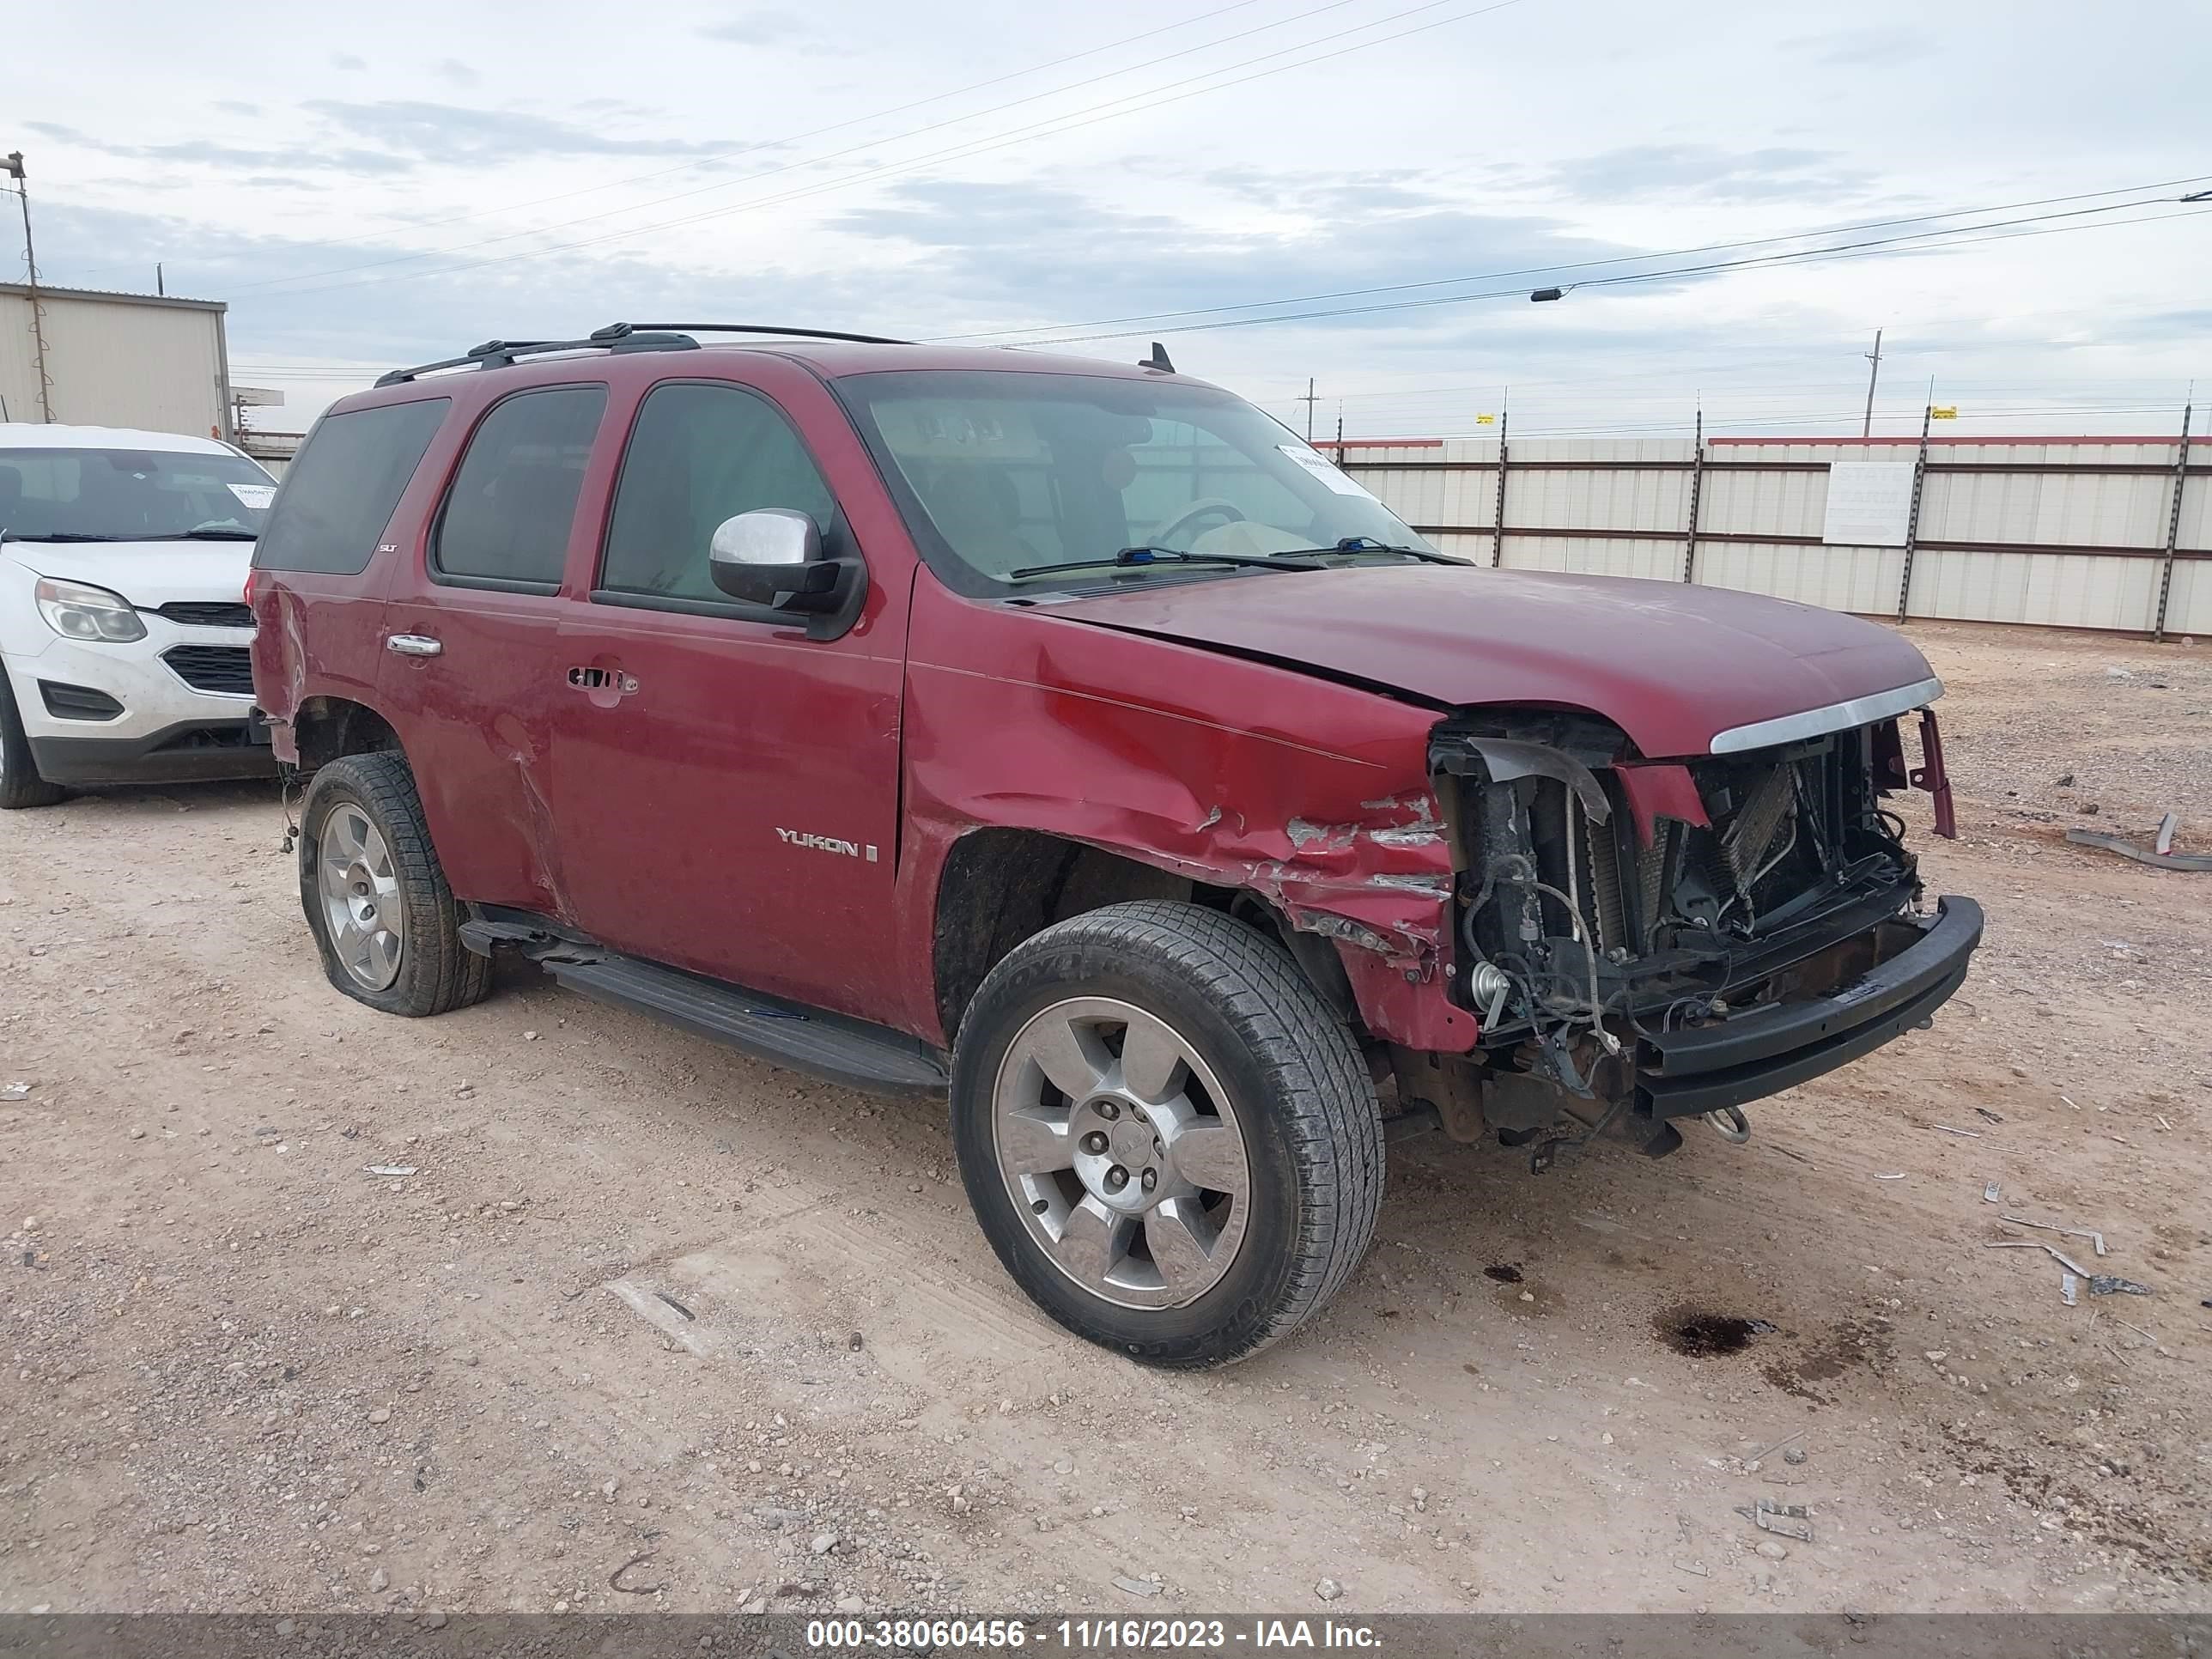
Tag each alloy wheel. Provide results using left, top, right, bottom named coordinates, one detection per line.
left=992, top=996, right=1252, bottom=1310
left=318, top=804, right=404, bottom=991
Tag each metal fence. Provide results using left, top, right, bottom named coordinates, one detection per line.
left=1322, top=412, right=2207, bottom=639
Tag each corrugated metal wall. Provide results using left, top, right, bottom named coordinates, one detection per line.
left=0, top=286, right=229, bottom=440
left=1329, top=430, right=2207, bottom=638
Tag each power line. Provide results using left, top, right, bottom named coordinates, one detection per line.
left=997, top=200, right=2212, bottom=346
left=249, top=0, right=1525, bottom=301
left=1255, top=351, right=2212, bottom=410
left=334, top=1, right=1273, bottom=237
left=49, top=4, right=1280, bottom=285
left=935, top=173, right=2212, bottom=343
left=231, top=0, right=1401, bottom=295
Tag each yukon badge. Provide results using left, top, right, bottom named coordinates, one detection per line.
left=776, top=827, right=878, bottom=862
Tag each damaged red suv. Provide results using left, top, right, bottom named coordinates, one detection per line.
left=252, top=324, right=1980, bottom=1366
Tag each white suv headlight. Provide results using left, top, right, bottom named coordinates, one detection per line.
left=35, top=577, right=147, bottom=643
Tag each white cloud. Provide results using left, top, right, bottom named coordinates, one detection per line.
left=18, top=0, right=2209, bottom=436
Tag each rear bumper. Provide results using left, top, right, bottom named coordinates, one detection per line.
left=28, top=718, right=276, bottom=785
left=1636, top=896, right=1984, bottom=1117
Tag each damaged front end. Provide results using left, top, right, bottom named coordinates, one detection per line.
left=1393, top=704, right=1983, bottom=1168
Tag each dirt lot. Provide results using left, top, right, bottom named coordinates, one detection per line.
left=3, top=622, right=2209, bottom=1618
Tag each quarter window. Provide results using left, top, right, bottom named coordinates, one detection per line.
left=599, top=383, right=836, bottom=601
left=433, top=386, right=607, bottom=588
left=252, top=398, right=449, bottom=574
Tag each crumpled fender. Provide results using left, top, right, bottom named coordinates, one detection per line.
left=899, top=579, right=1469, bottom=1047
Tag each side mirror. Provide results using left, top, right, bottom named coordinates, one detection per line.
left=707, top=508, right=867, bottom=638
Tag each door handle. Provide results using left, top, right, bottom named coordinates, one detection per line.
left=567, top=667, right=638, bottom=694
left=386, top=634, right=443, bottom=657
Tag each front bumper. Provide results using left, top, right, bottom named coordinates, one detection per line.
left=29, top=717, right=275, bottom=785
left=4, top=624, right=273, bottom=787
left=1635, top=896, right=1984, bottom=1116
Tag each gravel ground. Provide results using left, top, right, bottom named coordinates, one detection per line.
left=1, top=621, right=2207, bottom=1618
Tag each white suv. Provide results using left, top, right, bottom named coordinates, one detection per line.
left=0, top=424, right=278, bottom=807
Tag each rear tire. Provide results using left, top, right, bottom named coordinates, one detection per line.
left=0, top=679, right=68, bottom=810
left=297, top=752, right=490, bottom=1017
left=951, top=900, right=1383, bottom=1368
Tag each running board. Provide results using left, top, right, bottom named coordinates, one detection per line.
left=537, top=948, right=947, bottom=1098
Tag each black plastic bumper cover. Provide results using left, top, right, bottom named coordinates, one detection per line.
left=1636, top=895, right=1984, bottom=1117
left=29, top=718, right=277, bottom=786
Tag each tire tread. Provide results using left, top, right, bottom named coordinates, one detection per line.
left=300, top=752, right=490, bottom=1016
left=954, top=899, right=1383, bottom=1367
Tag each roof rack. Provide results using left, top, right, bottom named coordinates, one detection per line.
left=589, top=321, right=911, bottom=347
left=374, top=323, right=911, bottom=388
left=374, top=331, right=694, bottom=387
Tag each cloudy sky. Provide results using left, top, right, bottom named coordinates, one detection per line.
left=15, top=0, right=2211, bottom=438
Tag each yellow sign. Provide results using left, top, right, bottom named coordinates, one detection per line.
left=1929, top=405, right=1959, bottom=419
left=1474, top=413, right=1497, bottom=425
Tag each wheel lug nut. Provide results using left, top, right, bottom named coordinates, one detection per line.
left=1152, top=1136, right=1164, bottom=1157
left=1140, top=1169, right=1157, bottom=1193
left=1104, top=1165, right=1128, bottom=1192
left=1081, top=1131, right=1109, bottom=1156
left=1097, top=1102, right=1119, bottom=1120
left=1132, top=1107, right=1149, bottom=1125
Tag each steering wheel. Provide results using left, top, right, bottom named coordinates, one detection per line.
left=1151, top=497, right=1247, bottom=546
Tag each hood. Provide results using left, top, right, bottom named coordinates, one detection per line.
left=1048, top=564, right=1937, bottom=759
left=4, top=539, right=256, bottom=612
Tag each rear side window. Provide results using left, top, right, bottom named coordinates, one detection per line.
left=433, top=385, right=607, bottom=590
left=252, top=398, right=449, bottom=574
left=599, top=382, right=835, bottom=602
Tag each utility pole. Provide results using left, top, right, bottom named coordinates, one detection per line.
left=1861, top=328, right=1883, bottom=440
left=156, top=261, right=164, bottom=297
left=3, top=151, right=55, bottom=422
left=1298, top=377, right=1318, bottom=442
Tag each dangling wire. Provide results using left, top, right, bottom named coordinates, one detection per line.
left=276, top=765, right=302, bottom=855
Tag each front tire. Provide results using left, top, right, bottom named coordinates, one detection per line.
left=951, top=900, right=1383, bottom=1368
left=297, top=752, right=490, bottom=1017
left=0, top=678, right=68, bottom=809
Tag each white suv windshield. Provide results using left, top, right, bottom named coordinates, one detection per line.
left=838, top=371, right=1434, bottom=592
left=0, top=447, right=275, bottom=543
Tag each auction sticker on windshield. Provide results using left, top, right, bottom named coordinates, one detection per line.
left=1278, top=443, right=1381, bottom=499
left=228, top=483, right=276, bottom=509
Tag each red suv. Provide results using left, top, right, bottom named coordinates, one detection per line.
left=252, top=324, right=1980, bottom=1366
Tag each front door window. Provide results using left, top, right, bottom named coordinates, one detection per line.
left=599, top=382, right=837, bottom=604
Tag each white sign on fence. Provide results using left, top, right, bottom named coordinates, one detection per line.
left=1821, top=461, right=1917, bottom=547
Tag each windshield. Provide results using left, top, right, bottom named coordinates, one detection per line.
left=0, top=447, right=276, bottom=543
left=837, top=370, right=1435, bottom=593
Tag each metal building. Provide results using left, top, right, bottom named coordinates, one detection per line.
left=0, top=283, right=235, bottom=442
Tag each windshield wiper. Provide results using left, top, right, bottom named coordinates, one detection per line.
left=1263, top=536, right=1470, bottom=566
left=1008, top=544, right=1326, bottom=581
left=0, top=532, right=131, bottom=543
left=150, top=529, right=258, bottom=541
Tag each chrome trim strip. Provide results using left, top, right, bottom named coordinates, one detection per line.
left=1708, top=675, right=1943, bottom=755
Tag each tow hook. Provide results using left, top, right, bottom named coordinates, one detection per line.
left=1701, top=1105, right=1751, bottom=1144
